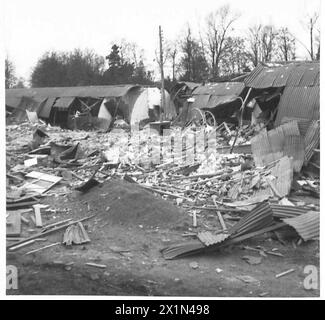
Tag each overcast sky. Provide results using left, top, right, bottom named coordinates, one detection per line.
left=2, top=0, right=321, bottom=81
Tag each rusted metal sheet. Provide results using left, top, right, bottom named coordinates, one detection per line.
left=275, top=86, right=320, bottom=126
left=245, top=62, right=319, bottom=89
left=283, top=211, right=319, bottom=241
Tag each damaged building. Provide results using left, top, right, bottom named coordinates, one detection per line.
left=5, top=85, right=177, bottom=131
left=172, top=82, right=247, bottom=126
left=244, top=61, right=320, bottom=130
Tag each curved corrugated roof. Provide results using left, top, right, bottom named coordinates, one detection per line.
left=244, top=62, right=320, bottom=88
left=193, top=82, right=245, bottom=96
left=275, top=86, right=320, bottom=126
left=6, top=84, right=140, bottom=99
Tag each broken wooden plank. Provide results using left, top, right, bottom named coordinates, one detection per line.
left=85, top=262, right=107, bottom=269
left=212, top=197, right=227, bottom=231
left=25, top=242, right=61, bottom=255
left=192, top=211, right=197, bottom=227
left=33, top=204, right=43, bottom=227
left=42, top=218, right=73, bottom=231
left=275, top=268, right=295, bottom=278
left=21, top=215, right=30, bottom=225
left=23, top=171, right=62, bottom=194
left=7, top=200, right=39, bottom=210
left=8, top=239, right=37, bottom=251
left=6, top=211, right=21, bottom=237
left=140, top=185, right=192, bottom=202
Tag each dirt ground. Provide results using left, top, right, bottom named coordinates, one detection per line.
left=6, top=179, right=320, bottom=297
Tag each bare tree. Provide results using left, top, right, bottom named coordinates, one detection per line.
left=261, top=25, right=277, bottom=62
left=306, top=12, right=319, bottom=60
left=205, top=5, right=240, bottom=78
left=117, top=39, right=144, bottom=67
left=247, top=24, right=262, bottom=67
left=5, top=58, right=17, bottom=89
left=179, top=26, right=209, bottom=82
left=220, top=36, right=251, bottom=75
left=247, top=24, right=278, bottom=66
left=163, top=40, right=180, bottom=81
left=276, top=27, right=296, bottom=62
left=292, top=12, right=320, bottom=61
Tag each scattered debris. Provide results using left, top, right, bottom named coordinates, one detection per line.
left=236, top=275, right=260, bottom=285
left=25, top=242, right=61, bottom=255
left=63, top=222, right=91, bottom=246
left=275, top=269, right=295, bottom=278
left=85, top=262, right=107, bottom=269
left=242, top=255, right=262, bottom=265
left=189, top=261, right=199, bottom=269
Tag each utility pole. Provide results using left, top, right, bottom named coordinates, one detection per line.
left=159, top=25, right=166, bottom=121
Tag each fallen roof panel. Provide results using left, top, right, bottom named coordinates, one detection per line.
left=283, top=211, right=319, bottom=241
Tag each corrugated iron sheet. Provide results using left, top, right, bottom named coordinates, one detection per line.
left=38, top=97, right=57, bottom=118
left=5, top=96, right=22, bottom=108
left=281, top=117, right=312, bottom=137
left=197, top=231, right=229, bottom=246
left=190, top=94, right=211, bottom=111
left=283, top=135, right=305, bottom=172
left=251, top=122, right=304, bottom=172
left=245, top=62, right=319, bottom=88
left=283, top=211, right=319, bottom=241
left=193, top=82, right=245, bottom=96
left=181, top=82, right=200, bottom=91
left=275, top=86, right=320, bottom=126
left=251, top=128, right=273, bottom=166
left=304, top=120, right=320, bottom=164
left=228, top=201, right=274, bottom=238
left=6, top=84, right=140, bottom=100
left=205, top=95, right=239, bottom=109
left=270, top=156, right=294, bottom=197
left=269, top=203, right=309, bottom=218
left=52, top=97, right=76, bottom=109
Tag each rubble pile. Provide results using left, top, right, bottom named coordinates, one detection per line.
left=6, top=118, right=320, bottom=259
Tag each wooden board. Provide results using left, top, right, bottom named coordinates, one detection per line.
left=22, top=171, right=62, bottom=194
left=6, top=211, right=21, bottom=237
left=33, top=204, right=43, bottom=227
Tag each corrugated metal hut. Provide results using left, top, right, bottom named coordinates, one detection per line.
left=244, top=62, right=320, bottom=128
left=5, top=85, right=177, bottom=130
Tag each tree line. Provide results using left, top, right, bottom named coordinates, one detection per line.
left=5, top=5, right=320, bottom=89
